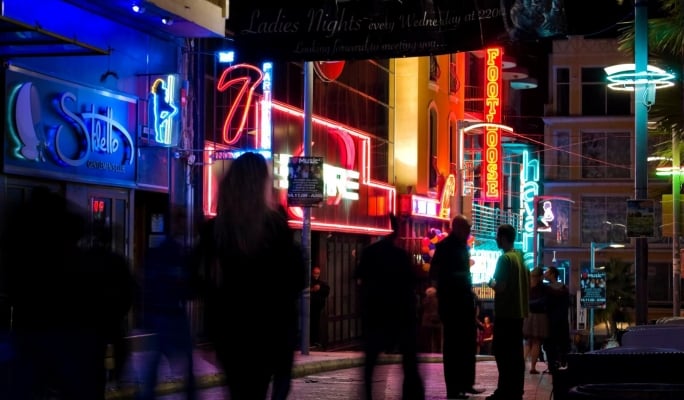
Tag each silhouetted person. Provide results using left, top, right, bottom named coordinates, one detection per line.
left=310, top=266, right=330, bottom=347
left=355, top=214, right=425, bottom=400
left=428, top=215, right=484, bottom=399
left=137, top=209, right=196, bottom=400
left=543, top=266, right=571, bottom=374
left=487, top=224, right=529, bottom=400
left=194, top=152, right=305, bottom=400
left=2, top=187, right=132, bottom=400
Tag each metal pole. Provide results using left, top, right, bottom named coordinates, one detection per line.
left=590, top=242, right=596, bottom=351
left=533, top=195, right=539, bottom=267
left=634, top=0, right=649, bottom=325
left=300, top=61, right=313, bottom=355
left=673, top=129, right=681, bottom=316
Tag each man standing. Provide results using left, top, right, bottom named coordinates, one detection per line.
left=429, top=215, right=484, bottom=399
left=355, top=214, right=424, bottom=400
left=543, top=266, right=571, bottom=373
left=310, top=266, right=330, bottom=348
left=487, top=224, right=529, bottom=400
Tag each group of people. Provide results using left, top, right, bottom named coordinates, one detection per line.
left=523, top=266, right=571, bottom=375
left=1, top=150, right=569, bottom=400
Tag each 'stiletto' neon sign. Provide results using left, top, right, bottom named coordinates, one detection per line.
left=483, top=47, right=502, bottom=203
left=519, top=150, right=540, bottom=269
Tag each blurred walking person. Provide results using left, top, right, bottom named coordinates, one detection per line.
left=3, top=187, right=133, bottom=400
left=355, top=214, right=425, bottom=400
left=137, top=207, right=196, bottom=400
left=428, top=215, right=484, bottom=399
left=194, top=152, right=306, bottom=400
left=487, top=224, right=529, bottom=400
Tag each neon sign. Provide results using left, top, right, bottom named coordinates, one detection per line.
left=9, top=83, right=134, bottom=169
left=520, top=150, right=540, bottom=269
left=483, top=47, right=502, bottom=203
left=217, top=63, right=264, bottom=145
left=439, top=173, right=456, bottom=219
left=259, top=62, right=273, bottom=152
left=150, top=75, right=179, bottom=145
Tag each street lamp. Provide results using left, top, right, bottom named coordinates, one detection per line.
left=604, top=0, right=675, bottom=324
left=589, top=241, right=625, bottom=351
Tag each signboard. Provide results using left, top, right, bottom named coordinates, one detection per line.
left=626, top=199, right=655, bottom=237
left=580, top=271, right=607, bottom=309
left=228, top=1, right=566, bottom=61
left=4, top=64, right=137, bottom=187
left=287, top=156, right=324, bottom=207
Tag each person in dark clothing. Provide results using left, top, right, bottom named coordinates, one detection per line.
left=2, top=187, right=134, bottom=400
left=310, top=266, right=330, bottom=347
left=543, top=266, right=571, bottom=373
left=487, top=224, right=529, bottom=400
left=194, top=152, right=306, bottom=400
left=428, top=215, right=484, bottom=399
left=355, top=214, right=425, bottom=400
left=138, top=220, right=196, bottom=400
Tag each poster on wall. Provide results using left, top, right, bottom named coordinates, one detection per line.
left=580, top=271, right=607, bottom=309
left=287, top=156, right=324, bottom=207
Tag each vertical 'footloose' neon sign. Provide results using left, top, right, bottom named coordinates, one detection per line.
left=483, top=47, right=502, bottom=203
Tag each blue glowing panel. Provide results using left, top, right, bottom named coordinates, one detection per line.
left=4, top=64, right=138, bottom=187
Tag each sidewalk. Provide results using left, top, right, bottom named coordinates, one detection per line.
left=106, top=347, right=553, bottom=400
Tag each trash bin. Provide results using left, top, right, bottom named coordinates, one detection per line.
left=568, top=383, right=684, bottom=400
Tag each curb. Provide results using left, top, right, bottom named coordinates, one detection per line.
left=105, top=354, right=495, bottom=399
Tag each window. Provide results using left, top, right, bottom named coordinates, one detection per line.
left=581, top=67, right=631, bottom=116
left=449, top=118, right=457, bottom=169
left=554, top=131, right=570, bottom=179
left=581, top=196, right=629, bottom=244
left=449, top=53, right=459, bottom=94
left=555, top=67, right=569, bottom=115
left=581, top=131, right=631, bottom=179
left=429, top=106, right=438, bottom=190
left=429, top=55, right=440, bottom=82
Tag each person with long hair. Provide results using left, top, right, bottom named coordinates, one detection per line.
left=195, top=152, right=306, bottom=400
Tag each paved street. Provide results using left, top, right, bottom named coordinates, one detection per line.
left=156, top=361, right=554, bottom=400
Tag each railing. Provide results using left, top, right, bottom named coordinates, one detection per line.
left=471, top=203, right=521, bottom=239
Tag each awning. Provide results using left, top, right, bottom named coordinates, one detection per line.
left=0, top=15, right=109, bottom=57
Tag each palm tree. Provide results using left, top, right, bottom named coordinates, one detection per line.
left=616, top=0, right=683, bottom=135
left=594, top=257, right=636, bottom=339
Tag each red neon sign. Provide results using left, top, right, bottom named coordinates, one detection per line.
left=483, top=47, right=502, bottom=203
left=216, top=64, right=264, bottom=145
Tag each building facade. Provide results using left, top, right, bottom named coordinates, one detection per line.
left=541, top=35, right=675, bottom=327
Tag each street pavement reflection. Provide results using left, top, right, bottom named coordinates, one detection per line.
left=157, top=361, right=553, bottom=400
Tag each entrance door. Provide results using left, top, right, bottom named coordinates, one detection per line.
left=87, top=189, right=130, bottom=259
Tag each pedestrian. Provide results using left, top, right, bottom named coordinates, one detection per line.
left=487, top=223, right=529, bottom=400
left=137, top=207, right=196, bottom=400
left=310, top=266, right=330, bottom=348
left=194, top=152, right=306, bottom=400
left=3, top=187, right=133, bottom=400
left=420, top=286, right=442, bottom=353
left=523, top=266, right=549, bottom=375
left=428, top=215, right=484, bottom=399
left=355, top=213, right=425, bottom=400
left=542, top=266, right=571, bottom=373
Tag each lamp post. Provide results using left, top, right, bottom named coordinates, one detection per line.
left=604, top=0, right=675, bottom=324
left=589, top=241, right=625, bottom=351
